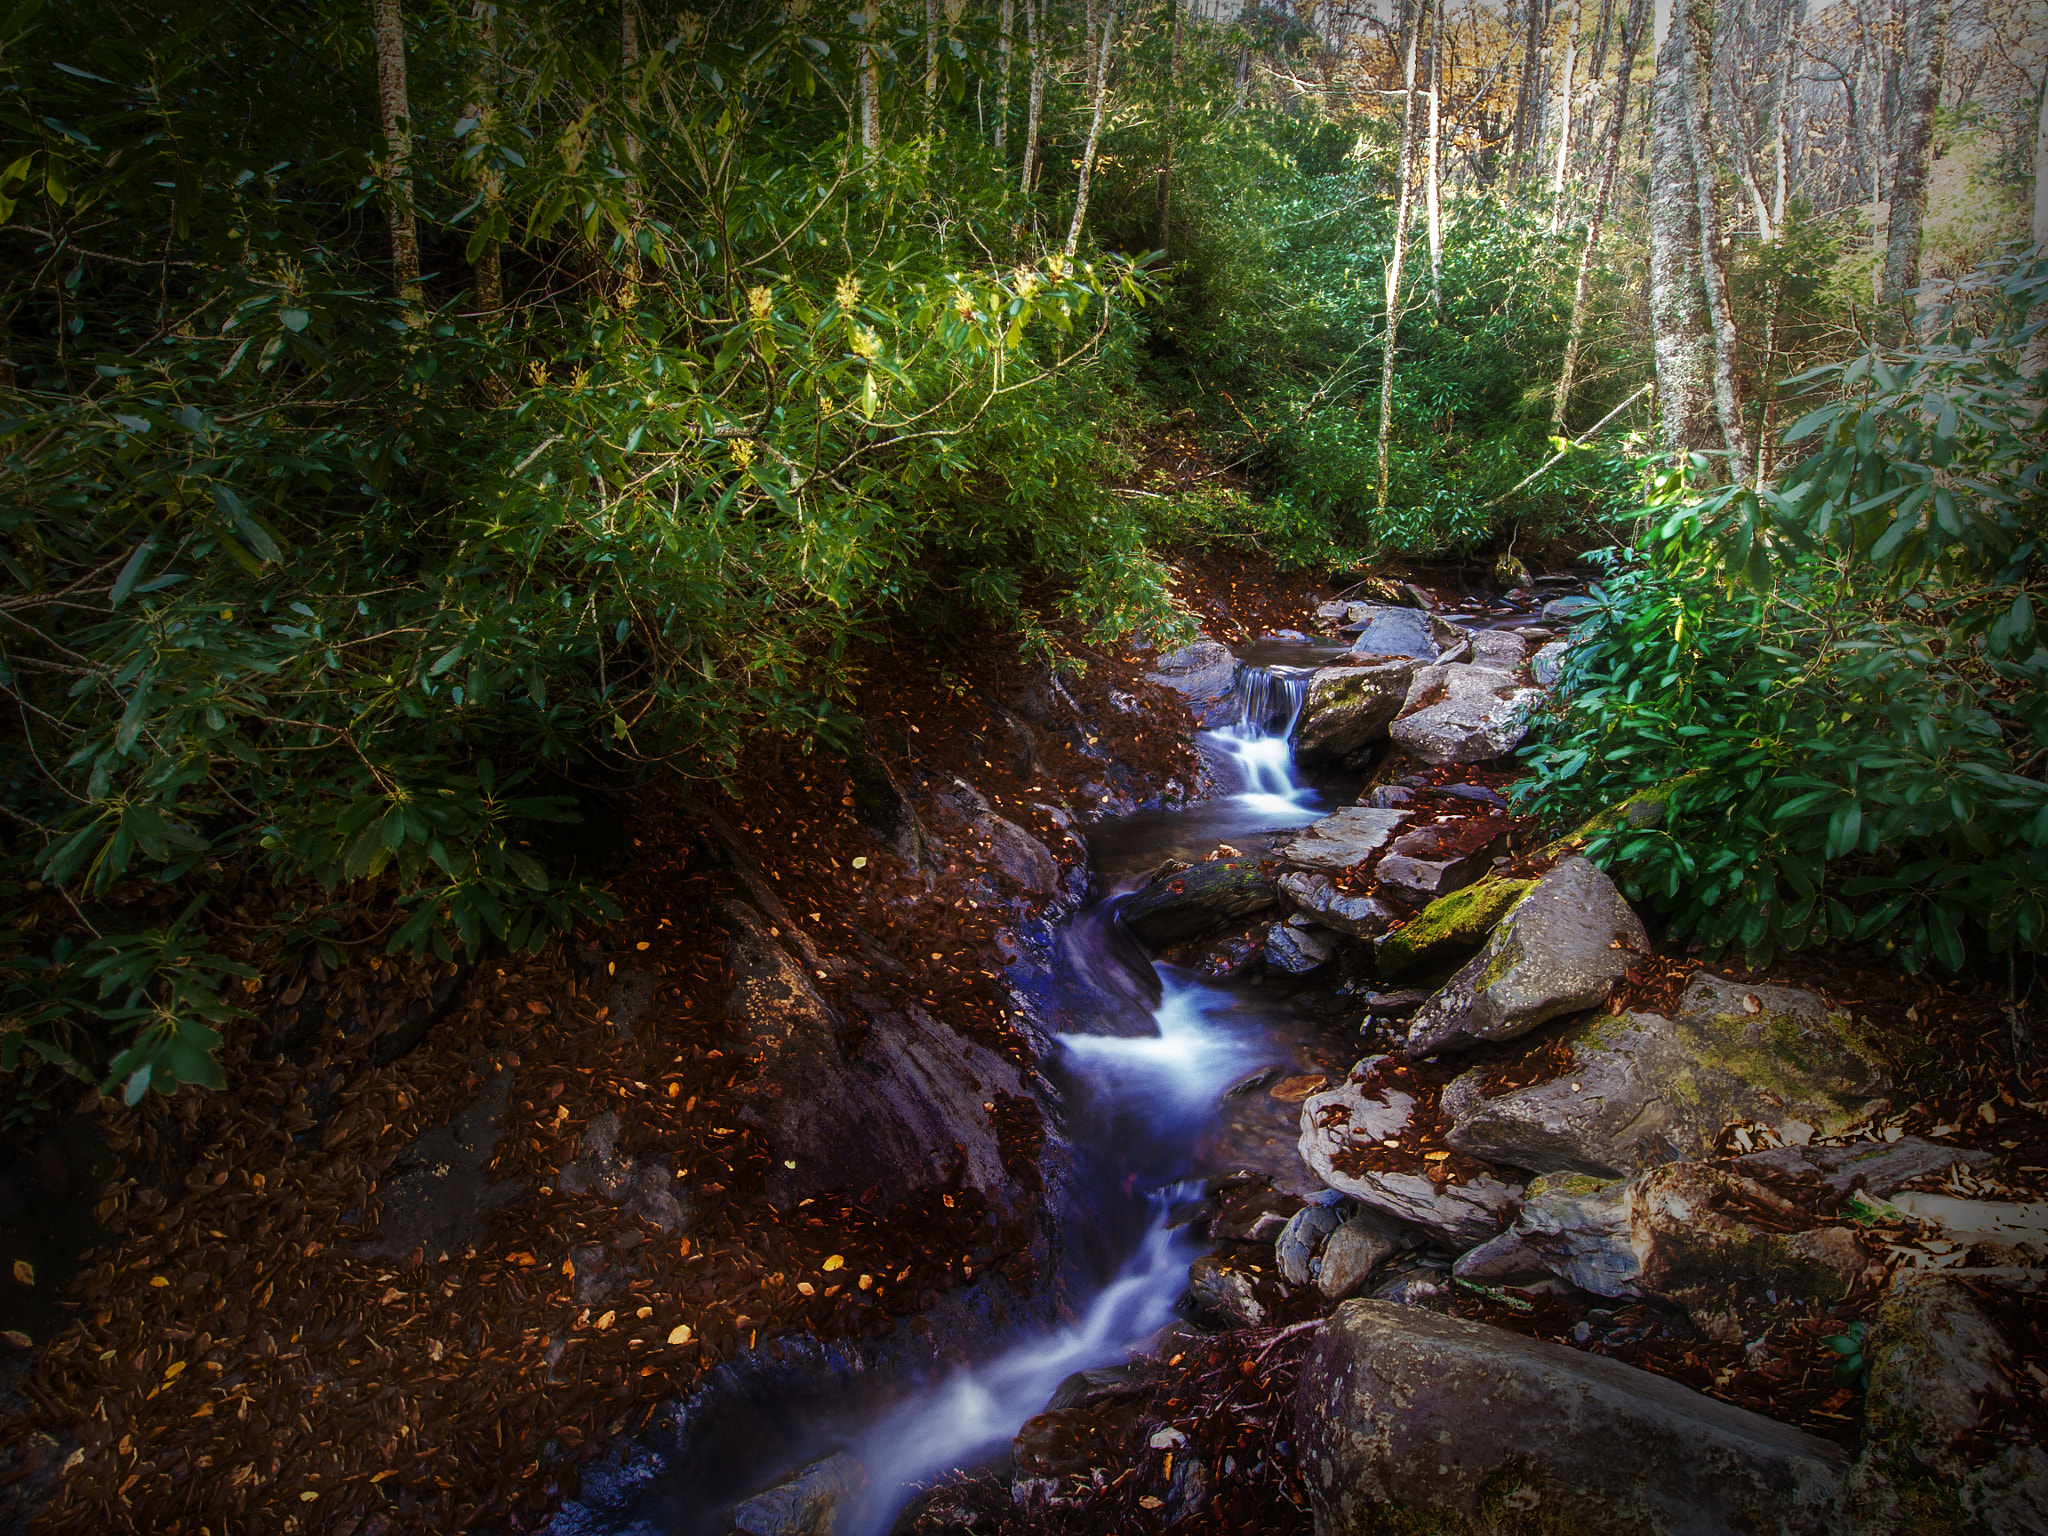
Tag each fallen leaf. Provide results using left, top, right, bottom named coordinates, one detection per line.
left=822, top=1255, right=845, bottom=1272
left=668, top=1324, right=693, bottom=1344
left=148, top=1276, right=170, bottom=1289
left=11, top=1261, right=32, bottom=1286
left=797, top=1282, right=816, bottom=1296
left=595, top=1311, right=616, bottom=1331
left=1139, top=1496, right=1164, bottom=1510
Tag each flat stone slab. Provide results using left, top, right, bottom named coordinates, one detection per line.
left=1276, top=807, right=1410, bottom=872
left=1296, top=1301, right=1860, bottom=1536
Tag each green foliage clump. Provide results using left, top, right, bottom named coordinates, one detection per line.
left=1518, top=255, right=2048, bottom=973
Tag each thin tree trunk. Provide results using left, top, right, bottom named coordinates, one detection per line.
left=1553, top=0, right=1648, bottom=431
left=1548, top=0, right=1579, bottom=225
left=1426, top=0, right=1444, bottom=308
left=1064, top=3, right=1118, bottom=256
left=1646, top=0, right=1717, bottom=457
left=1879, top=0, right=1950, bottom=323
left=1375, top=11, right=1424, bottom=514
left=859, top=0, right=882, bottom=152
left=1023, top=0, right=1045, bottom=193
left=1514, top=0, right=1545, bottom=175
left=620, top=0, right=646, bottom=298
left=1157, top=0, right=1183, bottom=253
left=2021, top=69, right=2048, bottom=376
left=371, top=0, right=421, bottom=305
left=1769, top=0, right=1805, bottom=236
left=465, top=0, right=503, bottom=313
left=996, top=0, right=1013, bottom=152
left=927, top=0, right=942, bottom=99
left=1675, top=0, right=1751, bottom=472
left=1085, top=0, right=1100, bottom=97
left=1235, top=39, right=1250, bottom=110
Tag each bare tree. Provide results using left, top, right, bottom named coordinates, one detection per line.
left=1553, top=0, right=1649, bottom=429
left=371, top=0, right=421, bottom=306
left=859, top=0, right=882, bottom=153
left=1158, top=0, right=1185, bottom=253
left=1065, top=2, right=1120, bottom=256
left=1647, top=0, right=1718, bottom=456
left=1023, top=0, right=1046, bottom=193
left=1426, top=0, right=1445, bottom=306
left=1547, top=0, right=1580, bottom=224
left=996, top=0, right=1014, bottom=153
left=1880, top=0, right=1952, bottom=323
left=2025, top=64, right=2048, bottom=377
left=1677, top=0, right=1752, bottom=470
left=1376, top=7, right=1424, bottom=514
left=463, top=0, right=504, bottom=313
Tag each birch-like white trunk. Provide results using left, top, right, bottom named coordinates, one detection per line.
left=1426, top=0, right=1444, bottom=307
left=371, top=0, right=421, bottom=306
left=1064, top=3, right=1118, bottom=257
left=859, top=1, right=882, bottom=152
left=1647, top=1, right=1717, bottom=457
left=1769, top=0, right=1805, bottom=237
left=1553, top=0, right=1648, bottom=430
left=2020, top=50, right=2048, bottom=376
left=1158, top=0, right=1183, bottom=252
left=1879, top=0, right=1950, bottom=323
left=1547, top=0, right=1580, bottom=226
left=1675, top=0, right=1751, bottom=473
left=1375, top=12, right=1423, bottom=514
left=996, top=0, right=1013, bottom=152
left=1023, top=0, right=1045, bottom=193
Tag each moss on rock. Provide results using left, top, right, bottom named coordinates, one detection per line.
left=1376, top=878, right=1535, bottom=980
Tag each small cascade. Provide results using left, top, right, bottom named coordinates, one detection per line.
left=1203, top=661, right=1316, bottom=806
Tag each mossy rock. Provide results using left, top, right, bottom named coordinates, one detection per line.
left=1120, top=859, right=1277, bottom=946
left=1375, top=877, right=1534, bottom=980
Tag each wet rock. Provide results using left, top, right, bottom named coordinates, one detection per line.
left=1264, top=920, right=1342, bottom=978
left=1046, top=1361, right=1158, bottom=1412
left=1357, top=784, right=1414, bottom=809
left=1765, top=1136, right=1996, bottom=1197
left=1276, top=1203, right=1347, bottom=1286
left=1291, top=659, right=1427, bottom=762
left=1186, top=1250, right=1280, bottom=1327
left=1295, top=1302, right=1857, bottom=1536
left=1492, top=552, right=1532, bottom=590
left=1531, top=638, right=1572, bottom=685
left=1466, top=629, right=1530, bottom=671
left=1373, top=878, right=1532, bottom=981
left=1440, top=994, right=1885, bottom=1179
left=1144, top=640, right=1240, bottom=727
left=838, top=731, right=929, bottom=866
left=1166, top=1453, right=1211, bottom=1522
left=1440, top=781, right=1511, bottom=808
left=1344, top=604, right=1466, bottom=661
left=557, top=1110, right=696, bottom=1233
left=1369, top=1273, right=1452, bottom=1309
left=1481, top=1172, right=1639, bottom=1295
left=733, top=1451, right=866, bottom=1536
left=1296, top=1069, right=1521, bottom=1246
left=941, top=778, right=1062, bottom=896
left=1193, top=925, right=1266, bottom=980
left=1357, top=987, right=1430, bottom=1019
left=1012, top=1400, right=1146, bottom=1507
left=1275, top=871, right=1397, bottom=938
left=1403, top=856, right=1647, bottom=1058
left=1543, top=595, right=1597, bottom=622
left=1207, top=1181, right=1305, bottom=1243
left=1275, top=806, right=1410, bottom=872
left=1121, top=860, right=1277, bottom=947
left=1372, top=819, right=1510, bottom=905
left=1317, top=1210, right=1412, bottom=1298
left=1389, top=663, right=1544, bottom=766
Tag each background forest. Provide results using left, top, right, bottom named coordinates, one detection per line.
left=1, top=0, right=2045, bottom=1114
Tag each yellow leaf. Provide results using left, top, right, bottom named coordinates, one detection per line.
left=164, top=1361, right=186, bottom=1381
left=595, top=1310, right=616, bottom=1331
left=667, top=1324, right=692, bottom=1345
left=149, top=1276, right=170, bottom=1289
left=300, top=1491, right=319, bottom=1502
left=371, top=1471, right=396, bottom=1484
left=822, top=1255, right=845, bottom=1272
left=797, top=1282, right=816, bottom=1296
left=858, top=1274, right=873, bottom=1291
left=11, top=1261, right=32, bottom=1286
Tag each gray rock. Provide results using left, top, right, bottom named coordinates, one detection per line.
left=1297, top=1068, right=1521, bottom=1246
left=556, top=1110, right=696, bottom=1233
left=1370, top=1274, right=1452, bottom=1308
left=1276, top=870, right=1398, bottom=938
left=1265, top=921, right=1342, bottom=977
left=1404, top=856, right=1648, bottom=1058
left=1291, top=659, right=1428, bottom=761
left=1441, top=999, right=1885, bottom=1179
left=1389, top=662, right=1545, bottom=766
left=1502, top=1172, right=1641, bottom=1296
left=1373, top=820, right=1508, bottom=905
left=941, top=777, right=1061, bottom=894
left=1187, top=1252, right=1271, bottom=1327
left=1967, top=1445, right=2048, bottom=1536
left=1317, top=1210, right=1411, bottom=1298
left=1296, top=1302, right=1858, bottom=1536
left=1277, top=1203, right=1346, bottom=1286
left=1542, top=595, right=1597, bottom=622
left=1357, top=784, right=1414, bottom=809
left=1466, top=629, right=1530, bottom=671
left=1276, top=806, right=1411, bottom=872
left=1145, top=639, right=1239, bottom=719
left=1358, top=987, right=1430, bottom=1018
left=1775, top=1137, right=1994, bottom=1197
left=1121, top=859, right=1277, bottom=946
left=1867, top=1273, right=2016, bottom=1482
left=1046, top=1362, right=1158, bottom=1412
left=1344, top=604, right=1466, bottom=660
left=1531, top=638, right=1573, bottom=686
left=355, top=1070, right=527, bottom=1263
left=733, top=1451, right=866, bottom=1536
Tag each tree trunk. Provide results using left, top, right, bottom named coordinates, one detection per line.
left=1514, top=0, right=1545, bottom=175
left=1553, top=0, right=1648, bottom=431
left=927, top=0, right=942, bottom=99
left=1064, top=2, right=1118, bottom=257
left=1879, top=0, right=1950, bottom=324
left=2022, top=65, right=2048, bottom=377
left=996, top=0, right=1013, bottom=152
left=859, top=1, right=882, bottom=152
left=1769, top=0, right=1805, bottom=237
left=1157, top=0, right=1183, bottom=253
left=620, top=0, right=646, bottom=299
left=1548, top=0, right=1579, bottom=226
left=1023, top=0, right=1045, bottom=193
left=1676, top=0, right=1751, bottom=473
left=1426, top=0, right=1444, bottom=308
left=371, top=0, right=421, bottom=305
left=1646, top=2, right=1717, bottom=457
left=465, top=0, right=503, bottom=313
left=1375, top=11, right=1424, bottom=515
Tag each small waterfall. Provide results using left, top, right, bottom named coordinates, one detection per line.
left=1205, top=662, right=1315, bottom=805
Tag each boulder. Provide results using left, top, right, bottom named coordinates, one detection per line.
left=1389, top=663, right=1544, bottom=766
left=1276, top=806, right=1411, bottom=872
left=1866, top=1274, right=2018, bottom=1480
left=1295, top=1302, right=1858, bottom=1536
left=1466, top=629, right=1530, bottom=671
left=1404, top=857, right=1647, bottom=1058
left=1531, top=638, right=1572, bottom=686
left=1186, top=1249, right=1282, bottom=1328
left=1492, top=552, right=1532, bottom=590
left=1344, top=604, right=1466, bottom=660
left=1265, top=920, right=1343, bottom=978
left=1662, top=971, right=1888, bottom=1125
left=1440, top=995, right=1886, bottom=1179
left=1292, top=659, right=1429, bottom=762
left=1542, top=595, right=1597, bottom=622
left=1480, top=1171, right=1640, bottom=1296
left=1145, top=639, right=1241, bottom=726
left=1046, top=1361, right=1159, bottom=1412
left=1277, top=1203, right=1347, bottom=1286
left=1373, top=878, right=1533, bottom=981
left=1297, top=1068, right=1521, bottom=1247
left=1316, top=1210, right=1412, bottom=1299
left=1276, top=871, right=1398, bottom=939
left=1372, top=819, right=1510, bottom=906
left=1121, top=860, right=1277, bottom=947
left=939, top=778, right=1062, bottom=895
left=733, top=1452, right=866, bottom=1536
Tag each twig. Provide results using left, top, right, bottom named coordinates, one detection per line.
left=1483, top=381, right=1652, bottom=509
left=1244, top=1317, right=1323, bottom=1366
